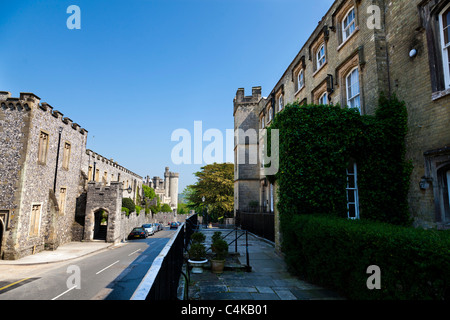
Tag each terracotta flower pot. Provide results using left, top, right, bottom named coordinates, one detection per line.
left=210, top=259, right=225, bottom=274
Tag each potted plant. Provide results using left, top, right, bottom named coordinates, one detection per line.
left=188, top=232, right=208, bottom=273
left=210, top=238, right=228, bottom=274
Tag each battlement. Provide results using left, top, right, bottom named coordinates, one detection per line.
left=85, top=149, right=142, bottom=180
left=0, top=91, right=88, bottom=135
left=233, top=87, right=262, bottom=116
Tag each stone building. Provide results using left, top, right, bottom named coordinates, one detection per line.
left=0, top=92, right=88, bottom=259
left=0, top=92, right=145, bottom=259
left=234, top=0, right=450, bottom=246
left=144, top=167, right=179, bottom=211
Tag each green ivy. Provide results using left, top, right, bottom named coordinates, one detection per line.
left=267, top=94, right=412, bottom=226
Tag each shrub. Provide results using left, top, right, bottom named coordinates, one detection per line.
left=211, top=239, right=228, bottom=260
left=122, top=197, right=135, bottom=213
left=161, top=203, right=172, bottom=212
left=191, top=232, right=206, bottom=244
left=212, top=231, right=222, bottom=243
left=135, top=205, right=142, bottom=215
left=282, top=214, right=450, bottom=300
left=121, top=207, right=129, bottom=215
left=188, top=243, right=206, bottom=261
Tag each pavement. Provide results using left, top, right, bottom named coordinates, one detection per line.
left=187, top=226, right=344, bottom=300
left=0, top=241, right=114, bottom=265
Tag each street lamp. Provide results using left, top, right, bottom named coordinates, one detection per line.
left=202, top=196, right=206, bottom=227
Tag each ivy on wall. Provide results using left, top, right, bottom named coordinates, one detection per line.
left=267, top=94, right=412, bottom=226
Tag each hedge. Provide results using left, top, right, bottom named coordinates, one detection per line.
left=282, top=214, right=450, bottom=300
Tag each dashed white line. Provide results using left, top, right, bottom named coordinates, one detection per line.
left=128, top=249, right=141, bottom=256
left=95, top=260, right=120, bottom=275
left=51, top=285, right=77, bottom=300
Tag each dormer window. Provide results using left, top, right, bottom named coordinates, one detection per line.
left=342, top=7, right=356, bottom=42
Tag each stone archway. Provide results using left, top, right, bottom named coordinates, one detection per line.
left=93, top=209, right=108, bottom=240
left=84, top=181, right=123, bottom=243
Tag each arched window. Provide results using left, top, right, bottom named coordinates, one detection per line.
left=346, top=67, right=361, bottom=112
left=342, top=7, right=356, bottom=41
left=297, top=70, right=304, bottom=90
left=268, top=107, right=273, bottom=121
left=278, top=94, right=284, bottom=111
left=319, top=91, right=328, bottom=105
left=316, top=43, right=326, bottom=70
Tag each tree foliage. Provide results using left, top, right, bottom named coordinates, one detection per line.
left=186, top=162, right=234, bottom=222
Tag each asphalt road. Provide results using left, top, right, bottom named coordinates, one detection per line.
left=0, top=229, right=175, bottom=300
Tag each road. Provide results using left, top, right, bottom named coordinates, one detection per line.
left=0, top=228, right=176, bottom=300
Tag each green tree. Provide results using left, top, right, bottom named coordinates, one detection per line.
left=161, top=203, right=172, bottom=212
left=186, top=162, right=234, bottom=223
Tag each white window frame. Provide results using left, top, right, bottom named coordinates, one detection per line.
left=342, top=7, right=356, bottom=42
left=278, top=94, right=284, bottom=111
left=316, top=43, right=326, bottom=70
left=346, top=67, right=361, bottom=112
left=439, top=3, right=450, bottom=89
left=346, top=162, right=359, bottom=220
left=261, top=116, right=265, bottom=129
left=268, top=107, right=273, bottom=121
left=319, top=91, right=328, bottom=105
left=297, top=69, right=305, bottom=91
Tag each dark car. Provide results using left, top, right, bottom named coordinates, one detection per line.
left=170, top=222, right=178, bottom=229
left=128, top=227, right=147, bottom=240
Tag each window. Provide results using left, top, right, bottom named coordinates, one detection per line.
left=316, top=43, right=326, bottom=70
left=278, top=94, right=284, bottom=111
left=342, top=7, right=356, bottom=42
left=346, top=67, right=361, bottom=111
left=439, top=4, right=450, bottom=89
left=319, top=92, right=328, bottom=105
left=346, top=161, right=359, bottom=219
left=268, top=107, right=273, bottom=122
left=62, top=142, right=71, bottom=170
left=30, top=204, right=41, bottom=237
left=88, top=165, right=93, bottom=181
left=59, top=188, right=67, bottom=215
left=95, top=169, right=99, bottom=182
left=261, top=116, right=265, bottom=129
left=297, top=70, right=305, bottom=91
left=38, top=131, right=49, bottom=164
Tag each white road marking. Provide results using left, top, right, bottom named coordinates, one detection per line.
left=128, top=249, right=141, bottom=256
left=51, top=285, right=77, bottom=300
left=95, top=260, right=120, bottom=275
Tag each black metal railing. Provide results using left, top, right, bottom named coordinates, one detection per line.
left=132, top=213, right=198, bottom=300
left=236, top=210, right=274, bottom=242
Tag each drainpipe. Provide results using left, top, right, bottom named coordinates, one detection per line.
left=53, top=127, right=63, bottom=193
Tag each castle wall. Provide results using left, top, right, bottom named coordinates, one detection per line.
left=0, top=92, right=88, bottom=259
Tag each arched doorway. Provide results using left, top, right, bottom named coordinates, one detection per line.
left=93, top=209, right=108, bottom=240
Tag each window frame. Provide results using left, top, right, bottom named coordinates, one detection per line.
left=346, top=162, right=359, bottom=220
left=62, top=141, right=71, bottom=170
left=439, top=3, right=450, bottom=89
left=346, top=67, right=361, bottom=112
left=318, top=91, right=328, bottom=105
left=38, top=130, right=49, bottom=165
left=342, top=6, right=356, bottom=42
left=297, top=69, right=305, bottom=92
left=29, top=203, right=42, bottom=237
left=278, top=94, right=284, bottom=111
left=316, top=43, right=326, bottom=70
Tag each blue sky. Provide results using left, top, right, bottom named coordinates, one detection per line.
left=0, top=0, right=334, bottom=192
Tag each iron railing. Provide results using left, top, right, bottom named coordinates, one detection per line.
left=236, top=210, right=274, bottom=242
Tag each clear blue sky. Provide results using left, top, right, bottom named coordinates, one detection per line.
left=0, top=0, right=334, bottom=192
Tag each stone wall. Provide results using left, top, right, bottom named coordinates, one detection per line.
left=0, top=92, right=88, bottom=259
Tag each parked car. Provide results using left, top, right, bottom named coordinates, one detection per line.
left=142, top=224, right=155, bottom=236
left=170, top=222, right=178, bottom=229
left=155, top=223, right=163, bottom=231
left=128, top=227, right=147, bottom=240
left=151, top=223, right=159, bottom=232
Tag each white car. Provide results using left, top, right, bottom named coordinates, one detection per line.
left=142, top=224, right=155, bottom=236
